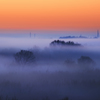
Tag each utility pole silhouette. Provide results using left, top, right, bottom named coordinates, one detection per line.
left=97, top=30, right=99, bottom=38
left=30, top=32, right=31, bottom=38
left=34, top=34, right=36, bottom=38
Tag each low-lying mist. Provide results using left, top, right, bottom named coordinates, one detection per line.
left=0, top=37, right=100, bottom=100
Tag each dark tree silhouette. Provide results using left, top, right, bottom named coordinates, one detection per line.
left=66, top=41, right=74, bottom=45
left=50, top=40, right=66, bottom=46
left=50, top=40, right=81, bottom=47
left=14, top=50, right=35, bottom=64
left=78, top=56, right=95, bottom=67
left=65, top=59, right=76, bottom=67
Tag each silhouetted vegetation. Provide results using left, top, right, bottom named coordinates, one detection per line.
left=65, top=59, right=76, bottom=67
left=64, top=56, right=96, bottom=68
left=61, top=97, right=69, bottom=100
left=14, top=50, right=35, bottom=64
left=0, top=96, right=18, bottom=100
left=78, top=56, right=95, bottom=67
left=50, top=40, right=81, bottom=47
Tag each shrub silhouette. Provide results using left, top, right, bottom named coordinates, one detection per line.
left=78, top=56, right=95, bottom=67
left=14, top=50, right=35, bottom=64
left=50, top=40, right=81, bottom=47
left=65, top=59, right=76, bottom=67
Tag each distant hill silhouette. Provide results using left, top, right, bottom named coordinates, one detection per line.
left=60, top=35, right=87, bottom=39
left=50, top=40, right=81, bottom=47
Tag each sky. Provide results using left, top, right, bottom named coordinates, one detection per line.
left=0, top=0, right=100, bottom=31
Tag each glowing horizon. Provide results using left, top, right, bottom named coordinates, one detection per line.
left=0, top=0, right=100, bottom=31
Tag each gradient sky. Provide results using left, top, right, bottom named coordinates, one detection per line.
left=0, top=0, right=100, bottom=30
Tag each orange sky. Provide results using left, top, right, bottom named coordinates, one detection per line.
left=0, top=0, right=100, bottom=30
